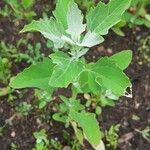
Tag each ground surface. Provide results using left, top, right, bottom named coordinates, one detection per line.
left=0, top=0, right=150, bottom=150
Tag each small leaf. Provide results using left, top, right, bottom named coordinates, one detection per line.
left=39, top=101, right=47, bottom=109
left=110, top=50, right=132, bottom=70
left=66, top=0, right=86, bottom=41
left=86, top=0, right=131, bottom=35
left=101, top=97, right=115, bottom=107
left=50, top=51, right=70, bottom=67
left=112, top=21, right=126, bottom=37
left=105, top=90, right=119, bottom=100
left=69, top=110, right=101, bottom=146
left=81, top=31, right=104, bottom=47
left=79, top=67, right=101, bottom=94
left=10, top=58, right=54, bottom=92
left=22, top=0, right=34, bottom=9
left=21, top=18, right=65, bottom=48
left=95, top=106, right=102, bottom=115
left=49, top=52, right=83, bottom=87
left=60, top=96, right=85, bottom=111
left=52, top=113, right=67, bottom=123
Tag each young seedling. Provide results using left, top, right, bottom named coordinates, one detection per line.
left=10, top=143, right=17, bottom=150
left=33, top=129, right=49, bottom=150
left=35, top=89, right=53, bottom=109
left=135, top=127, right=150, bottom=141
left=16, top=102, right=32, bottom=116
left=105, top=124, right=120, bottom=149
left=10, top=0, right=132, bottom=149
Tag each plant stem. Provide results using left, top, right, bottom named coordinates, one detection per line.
left=71, top=85, right=78, bottom=99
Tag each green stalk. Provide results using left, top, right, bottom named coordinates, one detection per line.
left=71, top=85, right=78, bottom=100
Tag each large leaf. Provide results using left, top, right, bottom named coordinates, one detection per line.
left=69, top=110, right=101, bottom=146
left=92, top=57, right=131, bottom=96
left=10, top=58, right=54, bottom=92
left=21, top=18, right=65, bottom=48
left=53, top=0, right=70, bottom=29
left=66, top=0, right=86, bottom=41
left=49, top=51, right=83, bottom=88
left=110, top=50, right=132, bottom=70
left=86, top=0, right=131, bottom=35
left=79, top=57, right=131, bottom=96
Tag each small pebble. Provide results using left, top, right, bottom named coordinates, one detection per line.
left=11, top=131, right=16, bottom=138
left=62, top=146, right=71, bottom=150
left=54, top=137, right=58, bottom=141
left=97, top=46, right=105, bottom=52
left=107, top=48, right=113, bottom=54
left=14, top=21, right=19, bottom=27
left=84, top=93, right=90, bottom=100
left=135, top=102, right=140, bottom=109
left=0, top=108, right=3, bottom=113
left=123, top=121, right=129, bottom=127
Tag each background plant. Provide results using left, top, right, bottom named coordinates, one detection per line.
left=75, top=0, right=95, bottom=12
left=113, top=0, right=150, bottom=36
left=105, top=124, right=120, bottom=149
left=15, top=102, right=32, bottom=116
left=1, top=0, right=36, bottom=22
left=10, top=0, right=132, bottom=149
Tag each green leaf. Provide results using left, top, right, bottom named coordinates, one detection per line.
left=22, top=0, right=34, bottom=9
left=110, top=50, right=132, bottom=70
left=86, top=0, right=131, bottom=35
left=130, top=0, right=139, bottom=7
left=81, top=31, right=104, bottom=47
left=79, top=57, right=131, bottom=96
left=112, top=21, right=126, bottom=36
left=49, top=51, right=83, bottom=88
left=53, top=0, right=70, bottom=29
left=60, top=96, right=85, bottom=111
left=52, top=113, right=67, bottom=123
left=21, top=18, right=65, bottom=48
left=101, top=97, right=115, bottom=107
left=112, top=26, right=125, bottom=37
left=124, top=11, right=150, bottom=28
left=69, top=110, right=101, bottom=146
left=79, top=65, right=101, bottom=94
left=92, top=57, right=131, bottom=96
left=10, top=58, right=54, bottom=92
left=66, top=0, right=86, bottom=41
left=49, top=51, right=70, bottom=67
